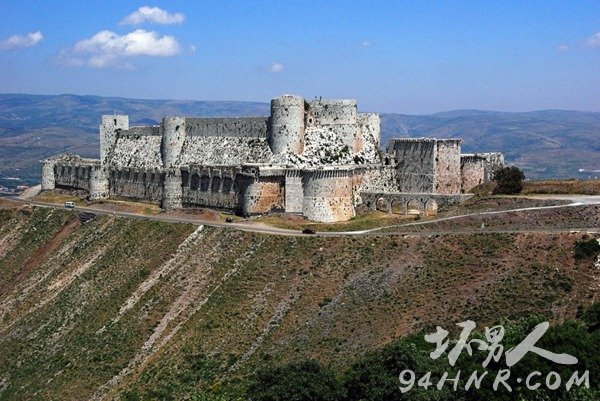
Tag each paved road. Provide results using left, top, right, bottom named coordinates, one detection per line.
left=2, top=195, right=599, bottom=238
left=367, top=194, right=600, bottom=234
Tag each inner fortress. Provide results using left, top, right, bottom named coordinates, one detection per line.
left=41, top=95, right=504, bottom=222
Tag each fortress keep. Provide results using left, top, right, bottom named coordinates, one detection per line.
left=41, top=95, right=504, bottom=222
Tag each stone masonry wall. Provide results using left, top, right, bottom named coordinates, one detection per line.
left=181, top=166, right=243, bottom=211
left=434, top=140, right=462, bottom=195
left=242, top=176, right=285, bottom=215
left=302, top=169, right=354, bottom=222
left=185, top=117, right=268, bottom=138
left=178, top=136, right=272, bottom=166
left=284, top=170, right=303, bottom=213
left=388, top=139, right=436, bottom=193
left=460, top=155, right=486, bottom=193
left=110, top=135, right=163, bottom=169
left=108, top=168, right=164, bottom=203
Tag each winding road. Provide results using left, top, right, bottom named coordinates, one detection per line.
left=2, top=193, right=600, bottom=237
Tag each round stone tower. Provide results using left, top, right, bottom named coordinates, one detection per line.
left=269, top=95, right=306, bottom=155
left=301, top=169, right=354, bottom=222
left=161, top=117, right=186, bottom=169
left=162, top=169, right=183, bottom=210
left=41, top=160, right=56, bottom=191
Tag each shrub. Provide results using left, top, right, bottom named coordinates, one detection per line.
left=492, top=166, right=525, bottom=194
left=574, top=239, right=600, bottom=260
left=247, top=360, right=342, bottom=401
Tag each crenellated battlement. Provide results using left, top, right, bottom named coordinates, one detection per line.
left=40, top=94, right=503, bottom=222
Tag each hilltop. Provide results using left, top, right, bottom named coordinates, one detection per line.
left=1, top=93, right=600, bottom=188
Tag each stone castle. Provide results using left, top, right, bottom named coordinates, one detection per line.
left=40, top=95, right=504, bottom=222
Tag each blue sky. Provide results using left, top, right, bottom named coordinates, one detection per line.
left=0, top=1, right=598, bottom=114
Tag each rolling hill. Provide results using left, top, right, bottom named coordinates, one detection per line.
left=1, top=93, right=599, bottom=188
left=0, top=202, right=598, bottom=399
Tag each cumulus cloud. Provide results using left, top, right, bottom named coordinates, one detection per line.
left=0, top=31, right=43, bottom=50
left=120, top=6, right=185, bottom=25
left=584, top=31, right=600, bottom=49
left=269, top=62, right=284, bottom=73
left=57, top=29, right=181, bottom=69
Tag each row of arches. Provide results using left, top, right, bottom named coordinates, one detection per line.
left=361, top=194, right=440, bottom=216
left=374, top=197, right=438, bottom=216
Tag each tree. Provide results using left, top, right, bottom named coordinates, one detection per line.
left=247, top=360, right=342, bottom=401
left=493, top=166, right=525, bottom=194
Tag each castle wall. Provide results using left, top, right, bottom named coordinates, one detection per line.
left=353, top=165, right=399, bottom=196
left=178, top=136, right=272, bottom=166
left=242, top=176, right=285, bottom=215
left=388, top=139, right=436, bottom=193
left=284, top=171, right=303, bottom=213
left=108, top=168, right=164, bottom=203
left=89, top=166, right=109, bottom=200
left=434, top=140, right=462, bottom=195
left=389, top=138, right=461, bottom=194
left=357, top=113, right=381, bottom=152
left=460, top=152, right=505, bottom=193
left=307, top=99, right=357, bottom=149
left=110, top=135, right=163, bottom=169
left=302, top=170, right=354, bottom=222
left=181, top=167, right=243, bottom=211
left=460, top=155, right=486, bottom=193
left=483, top=153, right=505, bottom=181
left=162, top=169, right=182, bottom=209
left=185, top=117, right=268, bottom=138
left=54, top=163, right=93, bottom=191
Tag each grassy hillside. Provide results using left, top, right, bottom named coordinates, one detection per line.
left=1, top=93, right=600, bottom=187
left=0, top=202, right=598, bottom=399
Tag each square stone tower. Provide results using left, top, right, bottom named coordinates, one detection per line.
left=387, top=138, right=462, bottom=194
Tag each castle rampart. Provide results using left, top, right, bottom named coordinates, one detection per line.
left=40, top=95, right=503, bottom=222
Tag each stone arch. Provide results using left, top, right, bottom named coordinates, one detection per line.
left=222, top=177, right=233, bottom=194
left=199, top=175, right=210, bottom=191
left=376, top=197, right=389, bottom=213
left=391, top=198, right=404, bottom=214
left=406, top=198, right=422, bottom=215
left=211, top=176, right=222, bottom=193
left=425, top=199, right=438, bottom=216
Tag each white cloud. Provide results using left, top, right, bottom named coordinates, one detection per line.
left=120, top=6, right=185, bottom=25
left=269, top=62, right=284, bottom=73
left=584, top=31, right=600, bottom=48
left=361, top=40, right=372, bottom=48
left=556, top=44, right=571, bottom=52
left=0, top=31, right=43, bottom=50
left=57, top=29, right=181, bottom=69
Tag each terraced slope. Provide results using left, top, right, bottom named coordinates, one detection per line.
left=0, top=203, right=598, bottom=400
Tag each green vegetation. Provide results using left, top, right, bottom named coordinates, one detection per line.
left=574, top=238, right=600, bottom=260
left=493, top=166, right=526, bottom=195
left=0, top=204, right=598, bottom=400
left=247, top=310, right=600, bottom=401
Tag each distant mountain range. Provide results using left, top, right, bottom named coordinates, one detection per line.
left=1, top=93, right=599, bottom=187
